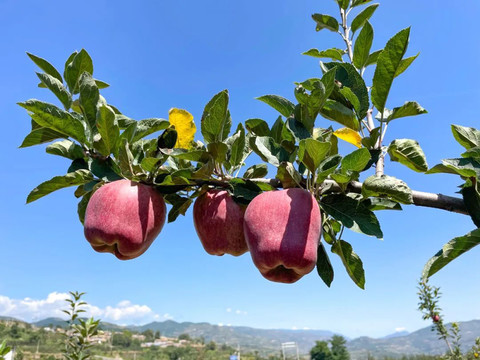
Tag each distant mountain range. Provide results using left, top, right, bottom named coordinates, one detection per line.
left=2, top=316, right=479, bottom=358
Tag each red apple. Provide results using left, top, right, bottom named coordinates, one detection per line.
left=193, top=189, right=248, bottom=256
left=84, top=179, right=166, bottom=260
left=243, top=188, right=322, bottom=283
left=433, top=315, right=440, bottom=323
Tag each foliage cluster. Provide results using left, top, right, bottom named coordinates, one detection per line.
left=18, top=0, right=480, bottom=287
left=310, top=335, right=350, bottom=360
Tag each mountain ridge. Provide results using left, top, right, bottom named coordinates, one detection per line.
left=1, top=316, right=478, bottom=358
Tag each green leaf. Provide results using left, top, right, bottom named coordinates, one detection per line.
left=131, top=118, right=169, bottom=142
left=27, top=52, right=63, bottom=82
left=319, top=100, right=359, bottom=130
left=26, top=169, right=93, bottom=203
left=64, top=49, right=93, bottom=94
left=364, top=197, right=402, bottom=211
left=362, top=175, right=413, bottom=204
left=46, top=140, right=85, bottom=160
left=365, top=49, right=382, bottom=66
left=294, top=86, right=328, bottom=130
left=298, top=139, right=331, bottom=173
left=166, top=195, right=193, bottom=223
left=451, top=124, right=480, bottom=150
left=353, top=21, right=374, bottom=69
left=245, top=119, right=271, bottom=137
left=207, top=142, right=228, bottom=164
left=395, top=53, right=419, bottom=77
left=371, top=27, right=411, bottom=115
left=332, top=240, right=365, bottom=289
left=94, top=79, right=110, bottom=89
left=321, top=194, right=383, bottom=238
left=96, top=105, right=120, bottom=155
left=461, top=184, right=480, bottom=228
left=249, top=136, right=288, bottom=167
left=18, top=100, right=87, bottom=144
left=118, top=140, right=136, bottom=178
left=285, top=118, right=310, bottom=142
left=19, top=127, right=66, bottom=148
left=201, top=90, right=229, bottom=144
left=341, top=148, right=371, bottom=172
left=116, top=114, right=136, bottom=129
left=317, top=154, right=342, bottom=183
left=78, top=72, right=99, bottom=128
left=323, top=62, right=370, bottom=119
left=351, top=4, right=379, bottom=34
left=270, top=116, right=284, bottom=144
left=90, top=158, right=123, bottom=182
left=316, top=242, right=334, bottom=287
left=243, top=164, right=268, bottom=179
left=331, top=170, right=354, bottom=184
left=352, top=0, right=373, bottom=8
left=229, top=179, right=263, bottom=205
left=312, top=14, right=339, bottom=32
left=228, top=123, right=246, bottom=167
left=422, top=228, right=480, bottom=279
left=78, top=189, right=97, bottom=225
left=384, top=101, right=427, bottom=122
left=157, top=128, right=178, bottom=150
left=302, top=48, right=344, bottom=62
left=461, top=146, right=480, bottom=159
left=140, top=157, right=162, bottom=173
left=426, top=158, right=480, bottom=177
left=336, top=0, right=350, bottom=10
left=388, top=139, right=428, bottom=172
left=256, top=95, right=295, bottom=118
left=36, top=73, right=72, bottom=110
left=276, top=162, right=302, bottom=189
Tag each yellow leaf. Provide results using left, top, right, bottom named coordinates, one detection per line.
left=169, top=108, right=196, bottom=149
left=333, top=127, right=362, bottom=148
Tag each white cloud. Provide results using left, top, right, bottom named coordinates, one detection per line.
left=0, top=293, right=165, bottom=325
left=395, top=327, right=407, bottom=332
left=226, top=308, right=232, bottom=313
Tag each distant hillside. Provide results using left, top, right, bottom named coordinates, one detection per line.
left=3, top=316, right=479, bottom=358
left=382, top=330, right=410, bottom=339
left=32, top=317, right=126, bottom=331
left=0, top=316, right=24, bottom=322
left=347, top=320, right=480, bottom=359
left=131, top=320, right=335, bottom=354
left=28, top=317, right=333, bottom=354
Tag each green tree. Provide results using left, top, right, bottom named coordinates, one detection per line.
left=330, top=335, right=350, bottom=360
left=112, top=332, right=132, bottom=347
left=205, top=340, right=216, bottom=351
left=142, top=329, right=155, bottom=342
left=178, top=333, right=191, bottom=341
left=62, top=291, right=100, bottom=360
left=310, top=340, right=333, bottom=360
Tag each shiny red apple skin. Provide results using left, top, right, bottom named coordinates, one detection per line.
left=84, top=180, right=166, bottom=260
left=243, top=188, right=322, bottom=283
left=193, top=189, right=248, bottom=256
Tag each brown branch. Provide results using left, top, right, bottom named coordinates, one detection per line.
left=249, top=178, right=468, bottom=215
left=175, top=176, right=468, bottom=215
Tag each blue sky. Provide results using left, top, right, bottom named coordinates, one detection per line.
left=1, top=0, right=480, bottom=339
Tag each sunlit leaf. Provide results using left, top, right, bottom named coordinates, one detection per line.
left=169, top=108, right=196, bottom=149
left=333, top=128, right=362, bottom=148
left=422, top=228, right=480, bottom=279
